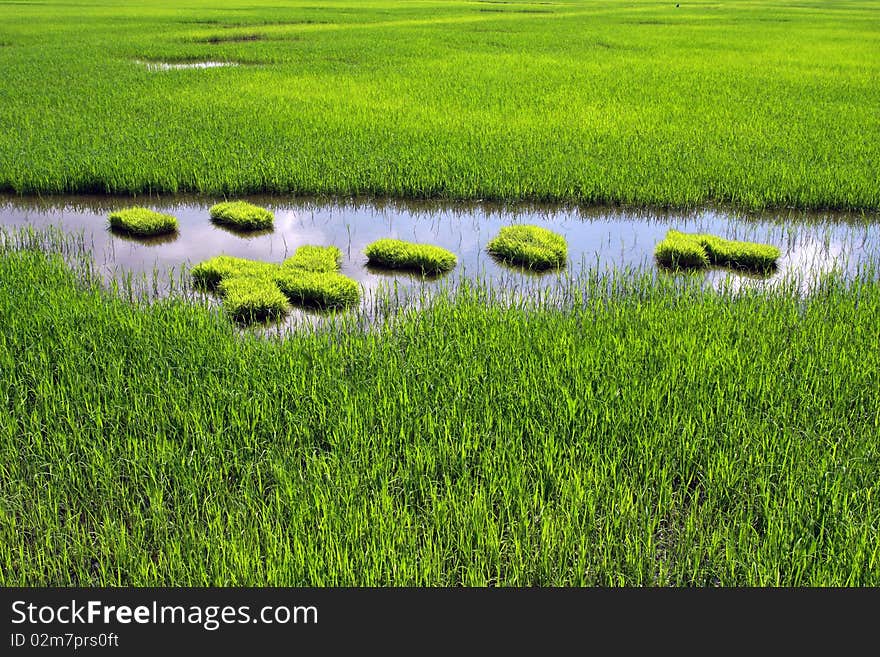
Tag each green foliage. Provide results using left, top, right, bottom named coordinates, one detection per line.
left=282, top=245, right=343, bottom=273
left=108, top=207, right=178, bottom=236
left=192, top=250, right=357, bottom=313
left=3, top=229, right=880, bottom=585
left=700, top=234, right=782, bottom=271
left=655, top=230, right=780, bottom=272
left=274, top=270, right=360, bottom=308
left=218, top=274, right=290, bottom=322
left=486, top=224, right=567, bottom=270
left=654, top=230, right=711, bottom=269
left=1, top=1, right=877, bottom=210
left=364, top=238, right=456, bottom=275
left=209, top=201, right=274, bottom=230
left=190, top=255, right=277, bottom=290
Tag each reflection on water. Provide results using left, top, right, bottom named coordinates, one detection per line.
left=109, top=226, right=179, bottom=246
left=1, top=194, right=878, bottom=327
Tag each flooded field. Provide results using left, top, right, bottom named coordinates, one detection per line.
left=2, top=194, right=878, bottom=325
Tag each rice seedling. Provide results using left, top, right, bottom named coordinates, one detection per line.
left=274, top=269, right=360, bottom=308
left=282, top=245, right=343, bottom=273
left=486, top=225, right=567, bottom=270
left=655, top=230, right=780, bottom=272
left=654, top=230, right=710, bottom=269
left=190, top=254, right=277, bottom=290
left=700, top=234, right=781, bottom=272
left=217, top=274, right=289, bottom=322
left=107, top=207, right=178, bottom=237
left=209, top=201, right=274, bottom=231
left=3, top=227, right=880, bottom=586
left=364, top=238, right=457, bottom=275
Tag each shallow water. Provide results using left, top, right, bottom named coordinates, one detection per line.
left=134, top=60, right=239, bottom=71
left=2, top=194, right=878, bottom=326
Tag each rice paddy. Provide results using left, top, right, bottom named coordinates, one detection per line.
left=1, top=227, right=879, bottom=586
left=108, top=206, right=178, bottom=237
left=0, top=1, right=877, bottom=210
left=365, top=238, right=457, bottom=276
left=487, top=224, right=567, bottom=270
left=700, top=234, right=781, bottom=271
left=2, top=0, right=880, bottom=589
left=209, top=201, right=274, bottom=231
left=2, top=194, right=878, bottom=320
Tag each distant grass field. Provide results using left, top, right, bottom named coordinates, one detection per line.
left=1, top=229, right=879, bottom=585
left=0, top=0, right=877, bottom=209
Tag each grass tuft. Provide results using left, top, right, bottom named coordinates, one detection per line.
left=190, top=255, right=277, bottom=290
left=274, top=270, right=360, bottom=308
left=192, top=250, right=358, bottom=313
left=108, top=207, right=178, bottom=237
left=655, top=230, right=780, bottom=271
left=282, top=245, right=343, bottom=273
left=486, top=225, right=567, bottom=270
left=209, top=201, right=274, bottom=231
left=700, top=234, right=781, bottom=271
left=217, top=275, right=289, bottom=322
left=364, top=238, right=456, bottom=275
left=654, top=230, right=711, bottom=269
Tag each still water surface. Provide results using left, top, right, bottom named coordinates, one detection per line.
left=2, top=194, right=877, bottom=324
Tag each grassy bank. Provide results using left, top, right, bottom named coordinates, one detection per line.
left=1, top=229, right=878, bottom=585
left=0, top=0, right=877, bottom=209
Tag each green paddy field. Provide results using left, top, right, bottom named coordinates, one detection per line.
left=0, top=0, right=877, bottom=209
left=1, top=0, right=879, bottom=586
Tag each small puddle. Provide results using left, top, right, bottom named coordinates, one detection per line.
left=134, top=60, right=239, bottom=71
left=1, top=194, right=878, bottom=329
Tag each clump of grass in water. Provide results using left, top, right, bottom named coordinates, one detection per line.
left=364, top=238, right=456, bottom=275
left=192, top=248, right=360, bottom=314
left=655, top=230, right=780, bottom=272
left=108, top=207, right=178, bottom=237
left=486, top=224, right=567, bottom=270
left=275, top=270, right=360, bottom=308
left=209, top=201, right=274, bottom=231
left=217, top=274, right=289, bottom=323
left=275, top=245, right=361, bottom=308
left=654, top=230, right=711, bottom=269
left=700, top=234, right=781, bottom=271
left=190, top=255, right=277, bottom=290
left=282, top=245, right=343, bottom=273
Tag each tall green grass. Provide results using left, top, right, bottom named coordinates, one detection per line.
left=0, top=0, right=877, bottom=210
left=1, top=228, right=878, bottom=586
